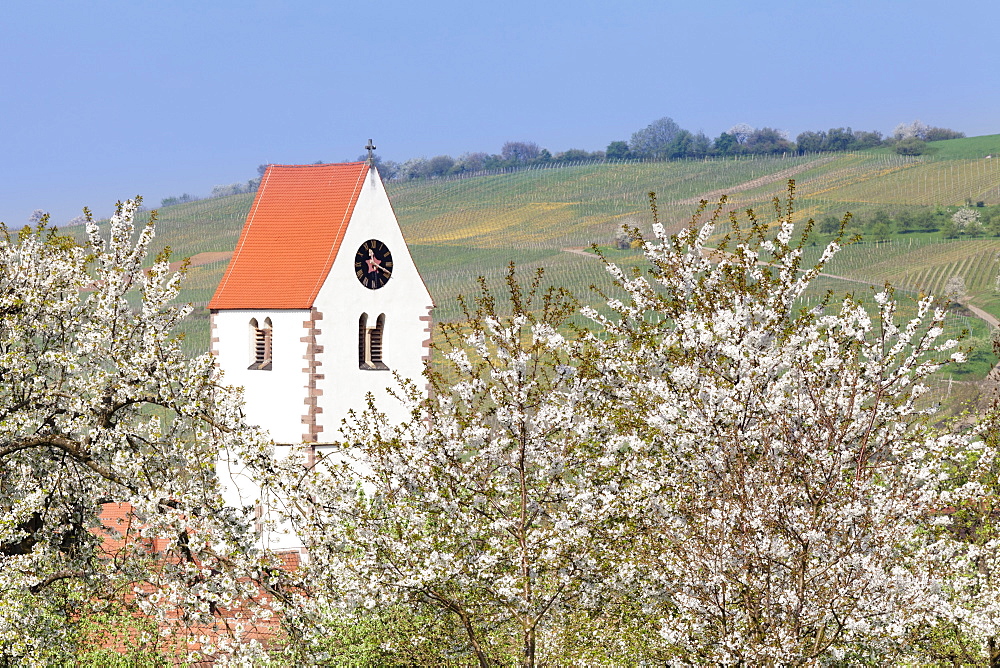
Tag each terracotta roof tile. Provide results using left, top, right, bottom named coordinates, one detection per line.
left=208, top=162, right=370, bottom=309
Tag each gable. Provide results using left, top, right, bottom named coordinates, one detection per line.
left=208, top=162, right=370, bottom=310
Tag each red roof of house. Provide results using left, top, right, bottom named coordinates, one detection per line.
left=208, top=162, right=370, bottom=310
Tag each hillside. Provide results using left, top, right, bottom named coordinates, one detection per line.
left=871, top=133, right=1000, bottom=160
left=104, top=143, right=1000, bottom=382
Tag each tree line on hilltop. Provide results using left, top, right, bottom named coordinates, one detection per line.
left=363, top=118, right=962, bottom=183
left=159, top=117, right=964, bottom=208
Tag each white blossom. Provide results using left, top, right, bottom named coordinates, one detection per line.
left=0, top=200, right=280, bottom=664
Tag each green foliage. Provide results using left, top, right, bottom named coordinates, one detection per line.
left=713, top=131, right=737, bottom=154
left=605, top=140, right=630, bottom=160
left=70, top=606, right=168, bottom=667
left=159, top=193, right=198, bottom=207
left=745, top=126, right=793, bottom=154
left=867, top=209, right=893, bottom=242
left=0, top=583, right=169, bottom=667
left=796, top=127, right=887, bottom=154
left=870, top=219, right=893, bottom=242
left=818, top=214, right=841, bottom=235
left=901, top=621, right=988, bottom=667
left=925, top=127, right=967, bottom=142
left=896, top=137, right=928, bottom=155
left=289, top=605, right=468, bottom=667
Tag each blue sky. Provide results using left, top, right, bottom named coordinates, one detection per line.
left=2, top=0, right=998, bottom=225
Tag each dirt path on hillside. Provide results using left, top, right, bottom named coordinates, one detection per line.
left=675, top=157, right=837, bottom=205
left=961, top=301, right=1000, bottom=329
left=168, top=251, right=232, bottom=272
left=562, top=246, right=598, bottom=257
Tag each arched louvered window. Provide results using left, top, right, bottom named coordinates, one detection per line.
left=248, top=317, right=272, bottom=370
left=359, top=312, right=387, bottom=370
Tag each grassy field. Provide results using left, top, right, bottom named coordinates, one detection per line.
left=83, top=142, right=1000, bottom=381
left=872, top=134, right=1000, bottom=160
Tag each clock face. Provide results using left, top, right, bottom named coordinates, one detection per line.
left=354, top=239, right=393, bottom=290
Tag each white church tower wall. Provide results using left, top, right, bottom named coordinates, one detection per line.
left=211, top=308, right=312, bottom=444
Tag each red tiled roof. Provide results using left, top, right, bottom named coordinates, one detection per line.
left=208, top=162, right=370, bottom=309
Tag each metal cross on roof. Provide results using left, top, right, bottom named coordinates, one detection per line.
left=365, top=139, right=376, bottom=165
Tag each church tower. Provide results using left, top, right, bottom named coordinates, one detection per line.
left=208, top=159, right=433, bottom=548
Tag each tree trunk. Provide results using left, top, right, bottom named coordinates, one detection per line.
left=522, top=625, right=535, bottom=668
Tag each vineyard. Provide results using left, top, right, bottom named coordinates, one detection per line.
left=89, top=134, right=1000, bottom=378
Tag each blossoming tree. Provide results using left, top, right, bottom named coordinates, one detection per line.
left=0, top=202, right=280, bottom=664
left=587, top=191, right=1000, bottom=663
left=280, top=186, right=1000, bottom=665
left=277, top=267, right=662, bottom=666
